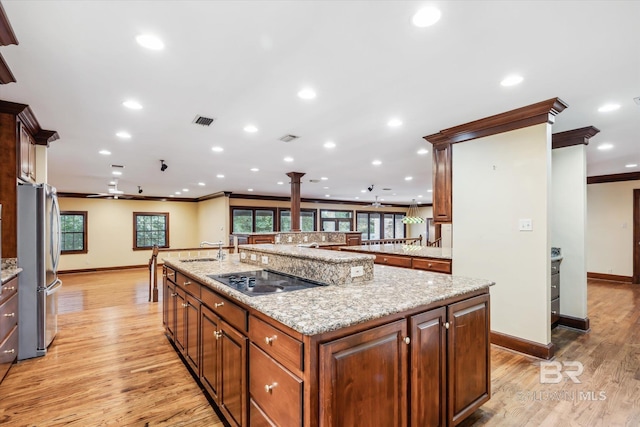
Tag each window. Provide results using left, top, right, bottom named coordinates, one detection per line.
left=357, top=211, right=405, bottom=240
left=320, top=210, right=353, bottom=232
left=60, top=211, right=87, bottom=254
left=231, top=208, right=276, bottom=233
left=134, top=212, right=169, bottom=249
left=280, top=209, right=317, bottom=232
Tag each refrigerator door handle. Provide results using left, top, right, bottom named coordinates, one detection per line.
left=46, top=279, right=63, bottom=296
left=50, top=192, right=62, bottom=274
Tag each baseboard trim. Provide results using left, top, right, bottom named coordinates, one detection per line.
left=59, top=264, right=148, bottom=274
left=587, top=272, right=633, bottom=283
left=490, top=331, right=555, bottom=360
left=557, top=315, right=590, bottom=332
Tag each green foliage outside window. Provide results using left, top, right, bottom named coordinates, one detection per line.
left=61, top=213, right=86, bottom=252
left=135, top=213, right=168, bottom=248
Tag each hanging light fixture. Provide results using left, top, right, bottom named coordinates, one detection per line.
left=402, top=199, right=425, bottom=224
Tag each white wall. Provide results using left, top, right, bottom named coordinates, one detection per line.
left=452, top=124, right=551, bottom=345
left=551, top=145, right=587, bottom=319
left=197, top=196, right=229, bottom=244
left=58, top=198, right=199, bottom=271
left=587, top=180, right=639, bottom=277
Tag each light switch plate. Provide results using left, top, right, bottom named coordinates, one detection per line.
left=287, top=236, right=292, bottom=242
left=303, top=236, right=308, bottom=242
left=250, top=254, right=257, bottom=261
left=351, top=266, right=364, bottom=277
left=240, top=252, right=246, bottom=260
left=261, top=256, right=268, bottom=264
left=519, top=218, right=533, bottom=231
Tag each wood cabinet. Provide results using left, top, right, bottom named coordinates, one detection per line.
left=376, top=253, right=413, bottom=268
left=431, top=143, right=453, bottom=224
left=0, top=276, right=19, bottom=383
left=344, top=231, right=362, bottom=246
left=551, top=260, right=561, bottom=327
left=248, top=234, right=276, bottom=244
left=412, top=258, right=452, bottom=274
left=18, top=119, right=36, bottom=183
left=341, top=247, right=452, bottom=275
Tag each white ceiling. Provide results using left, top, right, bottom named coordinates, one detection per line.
left=1, top=1, right=638, bottom=204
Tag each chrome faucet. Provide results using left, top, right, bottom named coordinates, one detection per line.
left=200, top=241, right=225, bottom=261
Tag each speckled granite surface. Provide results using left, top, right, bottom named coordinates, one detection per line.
left=341, top=244, right=453, bottom=260
left=163, top=254, right=494, bottom=336
left=275, top=232, right=348, bottom=245
left=239, top=244, right=375, bottom=285
left=1, top=259, right=21, bottom=284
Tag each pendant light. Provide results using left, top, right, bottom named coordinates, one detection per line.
left=402, top=199, right=424, bottom=224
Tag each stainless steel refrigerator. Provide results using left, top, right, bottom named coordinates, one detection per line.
left=17, top=183, right=62, bottom=360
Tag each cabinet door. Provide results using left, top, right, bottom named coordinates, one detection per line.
left=410, top=307, right=446, bottom=427
left=19, top=123, right=36, bottom=183
left=185, top=294, right=200, bottom=373
left=319, top=319, right=408, bottom=427
left=165, top=281, right=176, bottom=340
left=174, top=288, right=186, bottom=352
left=432, top=143, right=452, bottom=223
left=219, top=320, right=247, bottom=427
left=201, top=305, right=221, bottom=401
left=447, top=294, right=490, bottom=425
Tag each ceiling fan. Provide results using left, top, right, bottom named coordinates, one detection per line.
left=86, top=180, right=130, bottom=199
left=367, top=196, right=389, bottom=208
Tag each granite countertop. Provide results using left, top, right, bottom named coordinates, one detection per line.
left=239, top=244, right=376, bottom=263
left=163, top=254, right=493, bottom=336
left=341, top=244, right=452, bottom=260
left=1, top=268, right=22, bottom=284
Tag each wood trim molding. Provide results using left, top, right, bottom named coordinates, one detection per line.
left=58, top=192, right=196, bottom=202
left=0, top=100, right=60, bottom=144
left=229, top=192, right=416, bottom=208
left=557, top=315, right=590, bottom=332
left=587, top=172, right=640, bottom=185
left=286, top=172, right=305, bottom=232
left=587, top=272, right=633, bottom=283
left=552, top=126, right=600, bottom=149
left=423, top=97, right=568, bottom=146
left=0, top=53, right=16, bottom=84
left=634, top=189, right=640, bottom=284
left=490, top=330, right=555, bottom=360
left=0, top=2, right=19, bottom=46
left=59, top=264, right=148, bottom=274
left=196, top=191, right=231, bottom=202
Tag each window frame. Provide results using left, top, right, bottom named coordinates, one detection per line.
left=356, top=210, right=406, bottom=241
left=279, top=208, right=317, bottom=232
left=60, top=211, right=88, bottom=254
left=133, top=212, right=170, bottom=250
left=230, top=207, right=277, bottom=234
left=320, top=209, right=353, bottom=232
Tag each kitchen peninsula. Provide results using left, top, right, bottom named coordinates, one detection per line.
left=162, top=245, right=493, bottom=426
left=341, top=243, right=453, bottom=274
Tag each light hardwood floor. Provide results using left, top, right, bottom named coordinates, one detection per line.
left=0, top=269, right=638, bottom=426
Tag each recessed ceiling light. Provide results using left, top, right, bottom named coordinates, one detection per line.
left=598, top=103, right=620, bottom=113
left=216, top=174, right=225, bottom=178
left=122, top=100, right=142, bottom=110
left=244, top=124, right=258, bottom=133
left=211, top=146, right=224, bottom=152
left=405, top=176, right=413, bottom=181
left=277, top=181, right=284, bottom=185
left=354, top=197, right=359, bottom=200
left=169, top=195, right=175, bottom=198
left=248, top=188, right=254, bottom=192
left=387, top=118, right=403, bottom=127
left=250, top=168, right=259, bottom=172
left=112, top=171, right=122, bottom=176
left=417, top=148, right=429, bottom=155
left=109, top=181, right=116, bottom=185
left=372, top=160, right=382, bottom=166
left=500, top=75, right=524, bottom=87
left=175, top=191, right=181, bottom=195
left=198, top=182, right=205, bottom=186
left=412, top=6, right=442, bottom=27
left=284, top=156, right=294, bottom=162
left=417, top=195, right=423, bottom=198
left=324, top=141, right=336, bottom=149
left=297, top=88, right=317, bottom=99
left=625, top=163, right=638, bottom=168
left=182, top=188, right=189, bottom=192
left=361, top=189, right=366, bottom=193
left=116, top=131, right=132, bottom=139
left=427, top=189, right=433, bottom=193
left=136, top=34, right=165, bottom=50
left=325, top=194, right=330, bottom=197
left=99, top=150, right=111, bottom=155
left=597, top=143, right=614, bottom=150
left=321, top=177, right=328, bottom=181
left=323, top=186, right=329, bottom=190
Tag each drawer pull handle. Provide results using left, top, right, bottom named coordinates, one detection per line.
left=162, top=274, right=166, bottom=278
left=182, top=303, right=188, bottom=308
left=4, top=313, right=15, bottom=317
left=444, top=322, right=450, bottom=329
left=214, top=302, right=225, bottom=308
left=383, top=258, right=388, bottom=262
left=214, top=331, right=222, bottom=340
left=167, top=273, right=175, bottom=278
left=428, top=263, right=432, bottom=267
left=404, top=337, right=410, bottom=345
left=264, top=382, right=278, bottom=394
left=265, top=336, right=277, bottom=345
left=171, top=293, right=178, bottom=297
left=183, top=281, right=191, bottom=286
left=551, top=285, right=557, bottom=289
left=3, top=349, right=15, bottom=354
left=4, top=286, right=15, bottom=291
left=551, top=310, right=557, bottom=315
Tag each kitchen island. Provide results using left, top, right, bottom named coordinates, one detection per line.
left=341, top=243, right=453, bottom=274
left=162, top=248, right=492, bottom=426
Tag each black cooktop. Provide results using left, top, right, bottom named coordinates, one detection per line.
left=208, top=270, right=325, bottom=296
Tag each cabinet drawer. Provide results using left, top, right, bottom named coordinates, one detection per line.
left=165, top=266, right=177, bottom=283
left=551, top=298, right=560, bottom=324
left=375, top=254, right=412, bottom=268
left=250, top=344, right=302, bottom=427
left=176, top=272, right=201, bottom=298
left=551, top=261, right=561, bottom=274
left=0, top=325, right=18, bottom=380
left=412, top=258, right=452, bottom=274
left=0, top=277, right=18, bottom=306
left=250, top=398, right=277, bottom=427
left=250, top=315, right=303, bottom=373
left=551, top=274, right=560, bottom=300
left=202, top=287, right=247, bottom=332
left=0, top=293, right=18, bottom=342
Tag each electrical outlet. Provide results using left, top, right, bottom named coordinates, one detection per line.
left=275, top=235, right=280, bottom=243
left=322, top=235, right=326, bottom=241
left=250, top=254, right=257, bottom=261
left=351, top=266, right=364, bottom=278
left=261, top=256, right=268, bottom=264
left=303, top=236, right=308, bottom=242
left=288, top=236, right=292, bottom=242
left=240, top=252, right=246, bottom=260
left=518, top=219, right=533, bottom=231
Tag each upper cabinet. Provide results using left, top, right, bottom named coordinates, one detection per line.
left=18, top=118, right=37, bottom=183
left=431, top=143, right=453, bottom=223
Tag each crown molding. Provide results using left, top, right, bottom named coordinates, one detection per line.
left=0, top=2, right=18, bottom=46
left=587, top=172, right=640, bottom=185
left=552, top=126, right=600, bottom=149
left=0, top=53, right=16, bottom=83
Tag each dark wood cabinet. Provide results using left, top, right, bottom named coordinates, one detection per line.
left=551, top=260, right=561, bottom=327
left=185, top=294, right=200, bottom=372
left=0, top=276, right=19, bottom=383
left=320, top=319, right=408, bottom=427
left=376, top=253, right=413, bottom=268
left=18, top=119, right=36, bottom=183
left=201, top=305, right=221, bottom=400
left=344, top=231, right=362, bottom=246
left=248, top=234, right=276, bottom=244
left=432, top=143, right=453, bottom=224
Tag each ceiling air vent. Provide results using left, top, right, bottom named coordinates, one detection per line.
left=111, top=164, right=125, bottom=169
left=193, top=115, right=215, bottom=126
left=279, top=134, right=300, bottom=142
